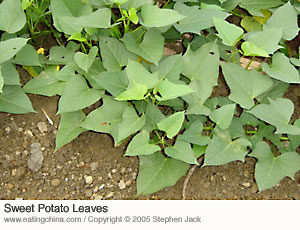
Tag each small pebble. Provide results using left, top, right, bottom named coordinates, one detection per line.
left=85, top=190, right=93, bottom=197
left=242, top=182, right=251, bottom=188
left=105, top=192, right=114, bottom=199
left=37, top=122, right=48, bottom=134
left=98, top=184, right=105, bottom=191
left=5, top=127, right=11, bottom=133
left=251, top=184, right=258, bottom=193
left=11, top=169, right=17, bottom=177
left=94, top=195, right=103, bottom=200
left=120, top=167, right=126, bottom=174
left=51, top=179, right=60, bottom=187
left=78, top=161, right=85, bottom=168
left=108, top=172, right=112, bottom=179
left=118, top=180, right=126, bottom=190
left=85, top=176, right=93, bottom=184
left=7, top=183, right=14, bottom=189
left=112, top=169, right=117, bottom=174
left=125, top=180, right=132, bottom=187
left=90, top=162, right=98, bottom=171
left=24, top=129, right=33, bottom=137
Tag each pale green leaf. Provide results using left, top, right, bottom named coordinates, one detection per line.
left=55, top=111, right=87, bottom=152
left=165, top=140, right=198, bottom=164
left=204, top=128, right=252, bottom=166
left=157, top=55, right=183, bottom=82
left=99, top=36, right=136, bottom=72
left=241, top=41, right=269, bottom=57
left=125, top=130, right=160, bottom=156
left=209, top=104, right=236, bottom=129
left=221, top=62, right=273, bottom=109
left=244, top=27, right=282, bottom=54
left=174, top=3, right=228, bottom=34
left=241, top=16, right=262, bottom=32
left=157, top=111, right=185, bottom=139
left=122, top=29, right=164, bottom=65
left=0, top=85, right=35, bottom=114
left=58, top=75, right=103, bottom=113
left=155, top=79, right=193, bottom=101
left=23, top=68, right=67, bottom=96
left=177, top=121, right=211, bottom=146
left=248, top=98, right=300, bottom=135
left=140, top=4, right=185, bottom=28
left=0, top=38, right=28, bottom=65
left=93, top=71, right=128, bottom=97
left=144, top=102, right=165, bottom=132
left=137, top=151, right=189, bottom=195
left=0, top=63, right=20, bottom=85
left=80, top=95, right=127, bottom=145
left=13, top=44, right=41, bottom=66
left=264, top=2, right=298, bottom=40
left=239, top=0, right=283, bottom=16
left=117, top=106, right=146, bottom=143
left=183, top=42, right=219, bottom=85
left=261, top=53, right=300, bottom=83
left=249, top=141, right=300, bottom=191
left=182, top=79, right=212, bottom=116
left=74, top=46, right=98, bottom=72
left=213, top=17, right=244, bottom=46
left=116, top=82, right=148, bottom=101
left=0, top=0, right=26, bottom=33
left=256, top=79, right=288, bottom=104
left=0, top=66, right=3, bottom=93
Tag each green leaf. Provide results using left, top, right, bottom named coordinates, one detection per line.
left=261, top=53, right=300, bottom=83
left=54, top=65, right=76, bottom=82
left=239, top=0, right=283, bottom=16
left=0, top=66, right=4, bottom=93
left=248, top=98, right=300, bottom=135
left=221, top=62, right=273, bottom=109
left=137, top=151, right=189, bottom=195
left=74, top=46, right=98, bottom=72
left=240, top=16, right=262, bottom=32
left=264, top=2, right=298, bottom=40
left=50, top=0, right=93, bottom=33
left=80, top=95, right=127, bottom=145
left=0, top=85, right=35, bottom=114
left=122, top=0, right=152, bottom=10
left=0, top=38, right=28, bottom=65
left=125, top=60, right=158, bottom=89
left=128, top=8, right=138, bottom=24
left=177, top=121, right=211, bottom=146
left=157, top=111, right=185, bottom=139
left=157, top=55, right=183, bottom=82
left=48, top=46, right=74, bottom=65
left=204, top=128, right=252, bottom=166
left=209, top=104, right=236, bottom=129
left=22, top=0, right=32, bottom=10
left=0, top=63, right=20, bottom=85
left=58, top=75, right=103, bottom=113
left=93, top=71, right=128, bottom=97
left=256, top=79, right=288, bottom=104
left=244, top=27, right=282, bottom=54
left=182, top=79, right=212, bottom=116
left=183, top=42, right=219, bottom=85
left=0, top=0, right=26, bottom=33
left=122, top=29, right=164, bottom=65
left=117, top=106, right=146, bottom=143
left=213, top=17, right=244, bottom=46
left=140, top=4, right=185, bottom=28
left=165, top=140, right=198, bottom=164
left=154, top=79, right=193, bottom=101
left=144, top=102, right=165, bottom=132
left=174, top=3, right=228, bottom=34
left=55, top=111, right=87, bottom=152
left=99, top=36, right=136, bottom=72
left=13, top=44, right=41, bottom=66
left=249, top=141, right=300, bottom=191
left=23, top=68, right=67, bottom=96
left=125, top=130, right=160, bottom=156
left=116, top=82, right=148, bottom=101
left=241, top=41, right=269, bottom=57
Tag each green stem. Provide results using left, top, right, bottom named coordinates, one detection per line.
left=163, top=0, right=171, bottom=8
left=245, top=56, right=255, bottom=70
